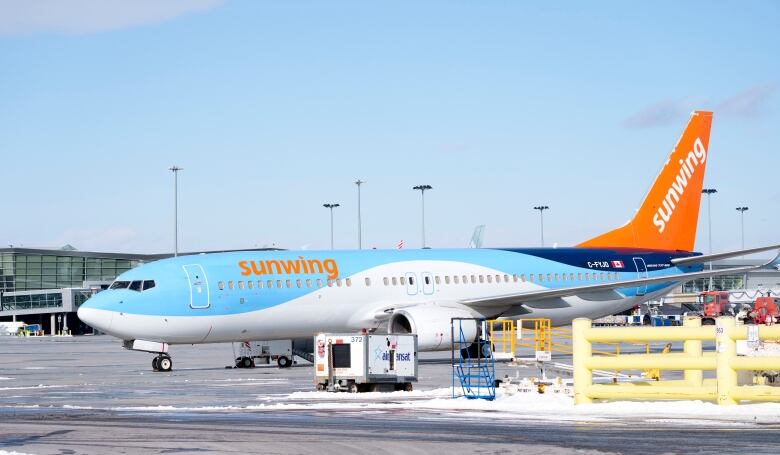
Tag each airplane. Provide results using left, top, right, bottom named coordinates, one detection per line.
left=78, top=111, right=780, bottom=372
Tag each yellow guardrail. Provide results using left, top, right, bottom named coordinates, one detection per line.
left=573, top=316, right=780, bottom=405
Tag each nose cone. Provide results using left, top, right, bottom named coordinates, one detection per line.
left=77, top=298, right=114, bottom=333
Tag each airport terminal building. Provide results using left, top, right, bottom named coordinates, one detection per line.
left=0, top=247, right=168, bottom=335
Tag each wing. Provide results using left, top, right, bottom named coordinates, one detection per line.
left=459, top=252, right=779, bottom=308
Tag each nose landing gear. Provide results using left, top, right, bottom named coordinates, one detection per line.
left=152, top=353, right=173, bottom=372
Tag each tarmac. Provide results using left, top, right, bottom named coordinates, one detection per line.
left=1, top=335, right=780, bottom=454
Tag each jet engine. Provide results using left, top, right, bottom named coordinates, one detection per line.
left=388, top=306, right=478, bottom=351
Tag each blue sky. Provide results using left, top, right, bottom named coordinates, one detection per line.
left=1, top=1, right=778, bottom=254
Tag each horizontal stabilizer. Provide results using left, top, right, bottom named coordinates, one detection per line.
left=670, top=244, right=780, bottom=266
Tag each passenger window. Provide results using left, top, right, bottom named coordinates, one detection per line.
left=129, top=281, right=142, bottom=291
left=547, top=273, right=552, bottom=282
left=228, top=281, right=234, bottom=290
left=392, top=277, right=398, bottom=286
left=247, top=281, right=254, bottom=289
left=504, top=274, right=509, bottom=283
left=277, top=280, right=282, bottom=288
left=561, top=273, right=566, bottom=281
left=585, top=273, right=590, bottom=281
left=529, top=274, right=534, bottom=282
left=296, top=279, right=302, bottom=288
left=218, top=281, right=225, bottom=290
left=345, top=278, right=351, bottom=287
left=401, top=276, right=407, bottom=285
left=470, top=275, right=476, bottom=284
left=267, top=280, right=273, bottom=288
left=336, top=279, right=342, bottom=287
left=365, top=277, right=371, bottom=286
left=316, top=279, right=323, bottom=288
left=238, top=281, right=245, bottom=289
left=496, top=274, right=501, bottom=283
left=513, top=274, right=519, bottom=282
left=486, top=275, right=492, bottom=283
left=445, top=276, right=451, bottom=284
left=383, top=277, right=389, bottom=286
left=409, top=276, right=414, bottom=285
left=453, top=276, right=459, bottom=284
left=425, top=276, right=431, bottom=285
left=142, top=280, right=155, bottom=291
left=607, top=272, right=612, bottom=280
left=327, top=279, right=333, bottom=287
left=520, top=274, right=525, bottom=282
left=616, top=272, right=620, bottom=280
left=306, top=279, right=312, bottom=288
left=578, top=273, right=582, bottom=281
left=434, top=276, right=440, bottom=285
left=600, top=272, right=605, bottom=281
left=554, top=274, right=559, bottom=282
left=538, top=274, right=544, bottom=282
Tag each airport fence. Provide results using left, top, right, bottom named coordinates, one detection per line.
left=572, top=316, right=780, bottom=405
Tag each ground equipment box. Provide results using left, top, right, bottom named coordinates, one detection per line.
left=233, top=340, right=293, bottom=368
left=314, top=333, right=418, bottom=392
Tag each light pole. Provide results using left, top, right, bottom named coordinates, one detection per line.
left=413, top=185, right=433, bottom=248
left=736, top=206, right=748, bottom=250
left=169, top=165, right=183, bottom=257
left=702, top=188, right=717, bottom=290
left=323, top=203, right=340, bottom=250
left=736, top=206, right=749, bottom=287
left=533, top=205, right=549, bottom=247
left=355, top=180, right=365, bottom=250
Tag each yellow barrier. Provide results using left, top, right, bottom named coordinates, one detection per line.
left=573, top=316, right=780, bottom=405
left=487, top=320, right=516, bottom=358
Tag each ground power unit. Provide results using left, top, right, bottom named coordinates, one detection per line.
left=314, top=333, right=418, bottom=392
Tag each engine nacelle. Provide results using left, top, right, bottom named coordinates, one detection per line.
left=388, top=306, right=478, bottom=351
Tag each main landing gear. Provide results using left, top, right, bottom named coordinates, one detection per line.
left=152, top=353, right=173, bottom=372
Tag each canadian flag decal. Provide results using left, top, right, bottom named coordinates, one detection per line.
left=612, top=260, right=625, bottom=268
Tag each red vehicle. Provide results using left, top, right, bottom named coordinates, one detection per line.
left=750, top=296, right=780, bottom=325
left=697, top=291, right=731, bottom=325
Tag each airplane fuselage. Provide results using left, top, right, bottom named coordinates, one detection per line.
left=78, top=247, right=700, bottom=346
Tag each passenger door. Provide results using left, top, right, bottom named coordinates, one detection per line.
left=632, top=257, right=648, bottom=296
left=183, top=264, right=210, bottom=309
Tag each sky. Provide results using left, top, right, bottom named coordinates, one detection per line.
left=1, top=1, right=778, bottom=254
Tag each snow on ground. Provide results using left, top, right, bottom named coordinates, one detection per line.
left=9, top=387, right=777, bottom=426
left=0, top=377, right=13, bottom=380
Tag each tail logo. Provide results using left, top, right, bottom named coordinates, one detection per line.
left=652, top=138, right=707, bottom=233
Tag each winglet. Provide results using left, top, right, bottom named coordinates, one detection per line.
left=578, top=111, right=713, bottom=252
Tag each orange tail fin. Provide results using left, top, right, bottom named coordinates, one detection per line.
left=578, top=111, right=713, bottom=252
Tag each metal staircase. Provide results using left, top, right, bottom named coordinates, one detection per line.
left=451, top=318, right=496, bottom=400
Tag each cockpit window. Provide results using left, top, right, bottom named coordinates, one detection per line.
left=142, top=280, right=156, bottom=291
left=129, top=281, right=142, bottom=291
left=110, top=281, right=130, bottom=290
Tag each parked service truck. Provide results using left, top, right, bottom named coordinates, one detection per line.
left=314, top=333, right=418, bottom=393
left=233, top=340, right=294, bottom=368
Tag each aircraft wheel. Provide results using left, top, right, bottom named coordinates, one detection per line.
left=277, top=356, right=292, bottom=368
left=158, top=355, right=173, bottom=372
left=152, top=356, right=160, bottom=371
